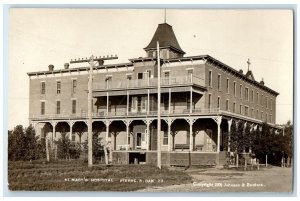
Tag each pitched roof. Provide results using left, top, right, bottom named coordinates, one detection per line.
left=144, top=23, right=185, bottom=54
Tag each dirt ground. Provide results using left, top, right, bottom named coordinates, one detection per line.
left=137, top=166, right=293, bottom=192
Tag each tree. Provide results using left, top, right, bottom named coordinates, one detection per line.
left=8, top=125, right=25, bottom=161
left=73, top=122, right=87, bottom=145
left=83, top=129, right=104, bottom=162
left=8, top=124, right=42, bottom=161
left=283, top=121, right=293, bottom=167
left=55, top=131, right=72, bottom=159
left=230, top=121, right=245, bottom=154
left=243, top=123, right=251, bottom=153
left=24, top=125, right=39, bottom=160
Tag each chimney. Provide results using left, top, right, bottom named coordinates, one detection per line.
left=64, top=63, right=69, bottom=69
left=260, top=78, right=265, bottom=85
left=239, top=69, right=243, bottom=74
left=48, top=64, right=54, bottom=71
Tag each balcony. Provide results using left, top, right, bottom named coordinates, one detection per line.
left=30, top=108, right=222, bottom=120
left=93, top=75, right=205, bottom=91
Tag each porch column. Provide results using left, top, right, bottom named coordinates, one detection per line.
left=145, top=119, right=152, bottom=151
left=147, top=89, right=150, bottom=115
left=249, top=124, right=254, bottom=153
left=126, top=91, right=129, bottom=115
left=105, top=120, right=112, bottom=163
left=124, top=120, right=131, bottom=151
left=168, top=88, right=171, bottom=114
left=68, top=121, right=74, bottom=141
left=51, top=121, right=57, bottom=146
left=167, top=119, right=173, bottom=151
left=106, top=92, right=109, bottom=115
left=243, top=122, right=247, bottom=153
left=227, top=119, right=232, bottom=152
left=213, top=116, right=222, bottom=153
left=187, top=118, right=195, bottom=151
left=190, top=87, right=193, bottom=114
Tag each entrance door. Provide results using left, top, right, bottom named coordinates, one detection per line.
left=136, top=132, right=147, bottom=150
left=141, top=133, right=147, bottom=149
left=136, top=133, right=142, bottom=148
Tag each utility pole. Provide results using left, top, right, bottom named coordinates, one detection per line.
left=70, top=54, right=118, bottom=167
left=88, top=55, right=94, bottom=167
left=157, top=41, right=161, bottom=169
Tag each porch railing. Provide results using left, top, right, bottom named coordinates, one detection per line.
left=93, top=75, right=204, bottom=90
left=30, top=108, right=222, bottom=120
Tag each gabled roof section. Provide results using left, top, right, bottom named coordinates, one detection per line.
left=144, top=23, right=185, bottom=54
left=245, top=70, right=255, bottom=81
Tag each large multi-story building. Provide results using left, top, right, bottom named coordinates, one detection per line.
left=28, top=22, right=281, bottom=166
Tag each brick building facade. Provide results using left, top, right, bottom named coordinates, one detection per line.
left=28, top=23, right=281, bottom=166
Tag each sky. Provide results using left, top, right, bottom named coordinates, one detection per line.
left=8, top=8, right=293, bottom=129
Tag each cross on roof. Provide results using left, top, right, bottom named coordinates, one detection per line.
left=247, top=58, right=251, bottom=72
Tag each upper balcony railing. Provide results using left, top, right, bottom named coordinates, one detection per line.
left=93, top=75, right=205, bottom=91
left=30, top=108, right=222, bottom=120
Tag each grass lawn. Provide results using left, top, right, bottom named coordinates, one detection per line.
left=8, top=160, right=192, bottom=191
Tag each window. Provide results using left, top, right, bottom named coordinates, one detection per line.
left=217, top=97, right=220, bottom=108
left=128, top=135, right=131, bottom=147
left=265, top=113, right=268, bottom=121
left=126, top=74, right=132, bottom=87
left=270, top=98, right=273, bottom=110
left=217, top=74, right=221, bottom=91
left=163, top=127, right=168, bottom=145
left=187, top=94, right=191, bottom=110
left=226, top=78, right=229, bottom=94
left=72, top=100, right=76, bottom=114
left=266, top=97, right=268, bottom=108
left=56, top=101, right=60, bottom=114
left=105, top=76, right=112, bottom=89
left=240, top=105, right=243, bottom=114
left=251, top=90, right=254, bottom=102
left=270, top=114, right=272, bottom=122
left=126, top=74, right=132, bottom=80
left=208, top=70, right=212, bottom=87
left=41, top=82, right=45, bottom=94
left=244, top=106, right=249, bottom=116
left=187, top=69, right=193, bottom=82
left=245, top=87, right=249, bottom=100
left=72, top=79, right=77, bottom=93
left=226, top=100, right=229, bottom=111
left=261, top=94, right=264, bottom=106
left=138, top=73, right=143, bottom=79
left=261, top=112, right=263, bottom=120
left=208, top=94, right=211, bottom=110
left=108, top=100, right=112, bottom=113
left=146, top=70, right=152, bottom=78
left=251, top=108, right=254, bottom=117
left=240, top=85, right=243, bottom=99
left=141, top=96, right=147, bottom=110
left=164, top=71, right=170, bottom=78
left=256, top=92, right=259, bottom=104
left=41, top=101, right=45, bottom=115
left=56, top=81, right=61, bottom=94
left=256, top=110, right=259, bottom=118
left=233, top=102, right=236, bottom=113
left=233, top=82, right=236, bottom=97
